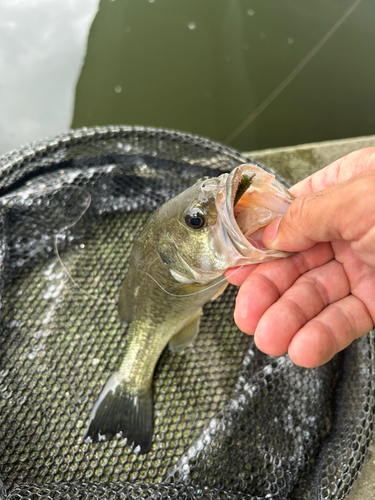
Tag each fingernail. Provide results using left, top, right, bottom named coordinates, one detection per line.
left=262, top=217, right=281, bottom=248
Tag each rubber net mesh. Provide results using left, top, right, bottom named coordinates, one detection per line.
left=0, top=127, right=373, bottom=500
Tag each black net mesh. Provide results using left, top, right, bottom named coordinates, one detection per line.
left=0, top=126, right=373, bottom=500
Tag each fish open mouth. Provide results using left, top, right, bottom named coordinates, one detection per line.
left=220, top=163, right=293, bottom=257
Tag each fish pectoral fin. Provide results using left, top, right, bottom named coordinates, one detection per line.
left=118, top=304, right=133, bottom=324
left=210, top=281, right=228, bottom=301
left=85, top=373, right=153, bottom=453
left=118, top=273, right=139, bottom=324
left=166, top=282, right=208, bottom=296
left=118, top=277, right=134, bottom=324
left=169, top=310, right=202, bottom=352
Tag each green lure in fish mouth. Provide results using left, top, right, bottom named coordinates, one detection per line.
left=233, top=174, right=253, bottom=206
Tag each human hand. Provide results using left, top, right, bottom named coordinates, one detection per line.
left=225, top=147, right=375, bottom=368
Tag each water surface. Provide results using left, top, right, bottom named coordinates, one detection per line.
left=1, top=0, right=374, bottom=155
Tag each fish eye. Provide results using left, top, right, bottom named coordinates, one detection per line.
left=184, top=211, right=206, bottom=230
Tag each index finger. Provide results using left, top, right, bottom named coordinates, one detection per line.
left=224, top=264, right=258, bottom=287
left=234, top=242, right=334, bottom=335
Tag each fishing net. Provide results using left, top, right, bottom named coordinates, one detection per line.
left=0, top=126, right=373, bottom=500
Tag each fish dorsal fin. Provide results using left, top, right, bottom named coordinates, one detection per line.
left=169, top=310, right=202, bottom=352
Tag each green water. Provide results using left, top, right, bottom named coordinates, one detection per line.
left=1, top=0, right=375, bottom=155
left=72, top=0, right=375, bottom=151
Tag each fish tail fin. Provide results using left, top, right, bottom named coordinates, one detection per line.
left=85, top=373, right=153, bottom=453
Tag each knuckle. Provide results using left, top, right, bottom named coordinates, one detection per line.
left=304, top=274, right=330, bottom=307
left=290, top=251, right=310, bottom=276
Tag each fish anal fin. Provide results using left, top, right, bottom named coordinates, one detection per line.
left=210, top=281, right=228, bottom=301
left=85, top=373, right=153, bottom=453
left=169, top=310, right=202, bottom=352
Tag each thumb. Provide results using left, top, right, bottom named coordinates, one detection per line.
left=262, top=171, right=375, bottom=252
left=261, top=195, right=326, bottom=252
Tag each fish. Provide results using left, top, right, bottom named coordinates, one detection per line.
left=85, top=162, right=293, bottom=452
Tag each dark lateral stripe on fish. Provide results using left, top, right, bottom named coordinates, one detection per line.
left=234, top=174, right=253, bottom=206
left=85, top=386, right=153, bottom=453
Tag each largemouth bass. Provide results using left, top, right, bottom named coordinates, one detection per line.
left=86, top=163, right=293, bottom=452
